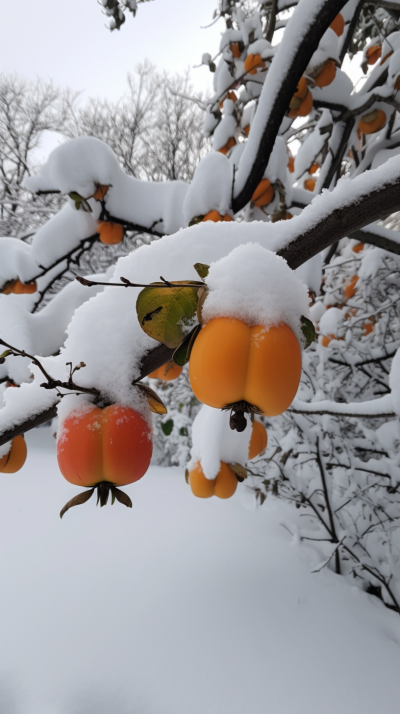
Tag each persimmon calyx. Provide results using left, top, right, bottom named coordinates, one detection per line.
left=59, top=482, right=132, bottom=519
left=222, top=400, right=262, bottom=432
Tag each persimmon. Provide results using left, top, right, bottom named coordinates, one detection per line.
left=58, top=404, right=152, bottom=488
left=189, top=318, right=302, bottom=426
left=330, top=13, right=345, bottom=36
left=352, top=242, right=364, bottom=253
left=218, top=137, right=236, bottom=155
left=366, top=45, right=382, bottom=65
left=304, top=179, right=316, bottom=191
left=2, top=279, right=37, bottom=295
left=287, top=155, right=295, bottom=173
left=344, top=275, right=358, bottom=299
left=219, top=91, right=237, bottom=109
left=202, top=210, right=233, bottom=222
left=93, top=185, right=108, bottom=201
left=380, top=51, right=393, bottom=65
left=230, top=43, right=242, bottom=59
left=96, top=221, right=124, bottom=245
left=309, top=163, right=319, bottom=174
left=244, top=53, right=265, bottom=75
left=242, top=124, right=250, bottom=136
left=0, top=436, right=27, bottom=473
left=189, top=461, right=238, bottom=499
left=358, top=109, right=386, bottom=135
left=248, top=421, right=268, bottom=459
left=148, top=361, right=183, bottom=381
left=363, top=320, right=375, bottom=336
left=288, top=86, right=313, bottom=119
left=320, top=334, right=344, bottom=347
left=314, top=60, right=336, bottom=88
left=251, top=179, right=274, bottom=208
left=395, top=75, right=400, bottom=91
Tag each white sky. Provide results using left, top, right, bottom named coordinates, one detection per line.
left=0, top=0, right=221, bottom=99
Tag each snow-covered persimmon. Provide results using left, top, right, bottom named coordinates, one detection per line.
left=366, top=44, right=382, bottom=65
left=304, top=179, right=316, bottom=191
left=217, top=137, right=236, bottom=155
left=148, top=361, right=183, bottom=381
left=0, top=436, right=27, bottom=473
left=230, top=42, right=241, bottom=58
left=219, top=91, right=237, bottom=109
left=2, top=279, right=37, bottom=295
left=96, top=221, right=124, bottom=245
left=344, top=275, right=358, bottom=299
left=189, top=318, right=302, bottom=419
left=248, top=421, right=267, bottom=459
left=358, top=109, right=386, bottom=135
left=288, top=78, right=312, bottom=118
left=244, top=53, right=265, bottom=75
left=313, top=60, right=336, bottom=88
left=330, top=13, right=345, bottom=36
left=251, top=179, right=274, bottom=208
left=189, top=461, right=238, bottom=499
left=202, top=210, right=233, bottom=223
left=57, top=404, right=152, bottom=487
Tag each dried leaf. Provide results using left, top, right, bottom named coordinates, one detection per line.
left=301, top=316, right=316, bottom=348
left=112, top=486, right=132, bottom=508
left=193, top=263, right=210, bottom=279
left=60, top=487, right=95, bottom=519
left=185, top=468, right=189, bottom=484
left=197, top=287, right=208, bottom=324
left=97, top=482, right=110, bottom=507
left=136, top=383, right=168, bottom=415
left=136, top=282, right=199, bottom=348
left=229, top=462, right=248, bottom=482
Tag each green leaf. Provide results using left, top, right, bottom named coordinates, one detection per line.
left=189, top=215, right=204, bottom=227
left=161, top=419, right=174, bottom=436
left=301, top=316, right=316, bottom=348
left=136, top=282, right=199, bottom=349
left=193, top=263, right=210, bottom=279
left=185, top=468, right=189, bottom=484
left=0, top=350, right=11, bottom=359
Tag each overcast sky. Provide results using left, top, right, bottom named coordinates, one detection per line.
left=0, top=0, right=221, bottom=99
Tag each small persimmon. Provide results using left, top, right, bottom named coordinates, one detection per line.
left=380, top=51, right=393, bottom=65
left=202, top=210, right=233, bottom=222
left=2, top=279, right=37, bottom=295
left=218, top=136, right=236, bottom=155
left=395, top=75, right=400, bottom=91
left=366, top=45, right=382, bottom=65
left=352, top=242, right=364, bottom=253
left=304, top=179, right=316, bottom=191
left=309, top=163, right=319, bottom=174
left=244, top=53, right=265, bottom=75
left=358, top=109, right=386, bottom=135
left=189, top=461, right=238, bottom=499
left=288, top=89, right=313, bottom=119
left=219, top=91, right=237, bottom=109
left=0, top=436, right=27, bottom=473
left=93, top=185, right=108, bottom=201
left=251, top=179, right=274, bottom=208
left=363, top=320, right=375, bottom=336
left=230, top=43, right=242, bottom=59
left=287, top=155, right=295, bottom=173
left=189, top=318, right=302, bottom=420
left=314, top=60, right=336, bottom=88
left=148, top=361, right=183, bottom=381
left=96, top=221, right=124, bottom=245
left=320, top=334, right=334, bottom=348
left=344, top=275, right=359, bottom=299
left=248, top=421, right=268, bottom=459
left=242, top=124, right=250, bottom=136
left=330, top=14, right=345, bottom=36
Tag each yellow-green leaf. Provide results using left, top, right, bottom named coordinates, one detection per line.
left=136, top=282, right=199, bottom=349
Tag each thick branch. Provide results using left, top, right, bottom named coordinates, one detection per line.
left=232, top=0, right=348, bottom=212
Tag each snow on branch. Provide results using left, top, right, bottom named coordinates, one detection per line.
left=232, top=0, right=348, bottom=212
left=290, top=394, right=395, bottom=418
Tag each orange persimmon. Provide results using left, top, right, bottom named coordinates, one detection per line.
left=287, top=155, right=295, bottom=173
left=366, top=45, right=382, bottom=65
left=219, top=91, right=237, bottom=109
left=189, top=318, right=302, bottom=418
left=344, top=275, right=359, bottom=299
left=202, top=210, right=233, bottom=222
left=288, top=85, right=313, bottom=119
left=218, top=136, right=236, bottom=155
left=352, top=242, right=364, bottom=253
left=189, top=461, right=238, bottom=499
left=244, top=53, right=265, bottom=75
left=330, top=13, right=345, bottom=36
left=230, top=43, right=242, bottom=59
left=248, top=421, right=268, bottom=459
left=93, top=185, right=108, bottom=201
left=358, top=109, right=386, bottom=135
left=2, top=279, right=37, bottom=295
left=251, top=179, right=274, bottom=207
left=57, top=404, right=152, bottom=488
left=309, top=163, right=319, bottom=174
left=363, top=320, right=375, bottom=336
left=314, top=59, right=336, bottom=88
left=304, top=178, right=316, bottom=191
left=0, top=436, right=27, bottom=473
left=148, top=361, right=183, bottom=381
left=380, top=50, right=393, bottom=65
left=96, top=221, right=124, bottom=245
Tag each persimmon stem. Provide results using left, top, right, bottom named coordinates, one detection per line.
left=60, top=482, right=132, bottom=519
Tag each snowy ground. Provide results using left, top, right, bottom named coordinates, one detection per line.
left=0, top=429, right=400, bottom=714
